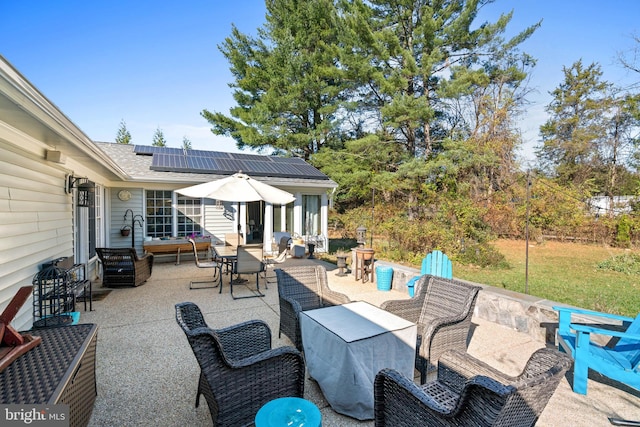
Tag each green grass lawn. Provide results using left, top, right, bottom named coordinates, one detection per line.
left=454, top=240, right=640, bottom=317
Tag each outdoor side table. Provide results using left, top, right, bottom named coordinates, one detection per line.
left=299, top=301, right=416, bottom=420
left=255, top=397, right=321, bottom=427
left=0, top=323, right=98, bottom=427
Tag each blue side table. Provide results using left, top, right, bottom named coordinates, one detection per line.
left=255, top=397, right=321, bottom=427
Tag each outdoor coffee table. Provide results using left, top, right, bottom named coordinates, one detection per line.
left=299, top=301, right=416, bottom=420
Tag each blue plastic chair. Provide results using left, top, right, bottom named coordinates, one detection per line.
left=406, top=250, right=452, bottom=296
left=554, top=306, right=640, bottom=395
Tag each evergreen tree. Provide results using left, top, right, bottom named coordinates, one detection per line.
left=539, top=60, right=640, bottom=204
left=115, top=119, right=132, bottom=144
left=538, top=60, right=611, bottom=188
left=338, top=0, right=539, bottom=158
left=152, top=127, right=167, bottom=147
left=202, top=0, right=348, bottom=159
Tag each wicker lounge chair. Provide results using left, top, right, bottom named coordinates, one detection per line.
left=275, top=265, right=351, bottom=350
left=96, top=247, right=153, bottom=287
left=374, top=347, right=572, bottom=427
left=381, top=274, right=480, bottom=383
left=175, top=302, right=305, bottom=427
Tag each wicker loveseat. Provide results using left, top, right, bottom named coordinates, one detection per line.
left=96, top=248, right=153, bottom=287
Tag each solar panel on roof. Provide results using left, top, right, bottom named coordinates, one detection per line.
left=133, top=145, right=154, bottom=155
left=243, top=160, right=280, bottom=174
left=135, top=144, right=329, bottom=179
left=269, top=163, right=295, bottom=176
left=229, top=152, right=266, bottom=161
left=186, top=156, right=218, bottom=171
left=151, top=154, right=188, bottom=171
left=292, top=163, right=329, bottom=178
left=215, top=158, right=245, bottom=173
left=135, top=145, right=183, bottom=156
left=187, top=150, right=231, bottom=159
left=270, top=156, right=306, bottom=164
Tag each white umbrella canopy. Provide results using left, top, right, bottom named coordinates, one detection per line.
left=175, top=172, right=295, bottom=205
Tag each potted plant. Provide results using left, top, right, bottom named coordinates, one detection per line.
left=120, top=225, right=131, bottom=237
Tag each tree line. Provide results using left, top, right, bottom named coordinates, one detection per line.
left=125, top=1, right=640, bottom=265
left=115, top=120, right=193, bottom=149
left=202, top=0, right=639, bottom=265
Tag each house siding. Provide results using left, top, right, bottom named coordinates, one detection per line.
left=203, top=200, right=236, bottom=243
left=109, top=188, right=145, bottom=251
left=0, top=141, right=73, bottom=330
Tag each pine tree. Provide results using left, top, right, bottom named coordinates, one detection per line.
left=152, top=127, right=167, bottom=147
left=201, top=0, right=346, bottom=159
left=538, top=60, right=610, bottom=188
left=115, top=119, right=132, bottom=144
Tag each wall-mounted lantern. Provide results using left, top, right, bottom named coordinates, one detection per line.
left=66, top=176, right=94, bottom=208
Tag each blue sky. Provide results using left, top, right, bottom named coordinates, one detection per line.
left=2, top=1, right=639, bottom=165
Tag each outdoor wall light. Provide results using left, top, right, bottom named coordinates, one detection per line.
left=66, top=175, right=94, bottom=208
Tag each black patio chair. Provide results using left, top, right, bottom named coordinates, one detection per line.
left=175, top=302, right=305, bottom=426
left=381, top=274, right=480, bottom=383
left=275, top=265, right=351, bottom=351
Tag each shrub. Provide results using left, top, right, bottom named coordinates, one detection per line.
left=597, top=253, right=640, bottom=275
left=456, top=241, right=510, bottom=268
left=616, top=215, right=632, bottom=248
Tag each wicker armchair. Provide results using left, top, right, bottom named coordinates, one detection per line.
left=275, top=265, right=351, bottom=350
left=96, top=247, right=153, bottom=287
left=381, top=275, right=480, bottom=383
left=374, top=348, right=573, bottom=427
left=175, top=302, right=305, bottom=427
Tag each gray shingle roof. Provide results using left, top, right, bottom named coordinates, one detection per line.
left=95, top=142, right=337, bottom=188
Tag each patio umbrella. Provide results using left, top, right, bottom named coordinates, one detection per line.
left=175, top=172, right=295, bottom=205
left=175, top=172, right=296, bottom=245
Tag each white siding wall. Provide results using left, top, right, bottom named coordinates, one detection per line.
left=203, top=200, right=235, bottom=243
left=109, top=188, right=145, bottom=252
left=0, top=142, right=73, bottom=330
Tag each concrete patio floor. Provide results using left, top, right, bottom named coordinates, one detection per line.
left=80, top=256, right=640, bottom=426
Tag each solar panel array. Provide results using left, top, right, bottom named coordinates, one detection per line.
left=133, top=145, right=328, bottom=179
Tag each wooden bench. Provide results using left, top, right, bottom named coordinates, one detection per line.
left=554, top=306, right=640, bottom=395
left=143, top=238, right=211, bottom=265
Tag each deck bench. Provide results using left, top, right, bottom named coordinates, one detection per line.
left=143, top=238, right=211, bottom=264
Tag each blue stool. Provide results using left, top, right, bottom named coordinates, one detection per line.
left=255, top=397, right=321, bottom=427
left=375, top=266, right=393, bottom=291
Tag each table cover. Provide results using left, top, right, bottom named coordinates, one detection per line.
left=300, top=301, right=416, bottom=419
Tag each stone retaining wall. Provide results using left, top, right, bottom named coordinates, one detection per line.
left=373, top=260, right=563, bottom=345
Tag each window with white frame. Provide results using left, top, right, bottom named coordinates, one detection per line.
left=177, top=195, right=202, bottom=237
left=145, top=191, right=202, bottom=237
left=146, top=190, right=172, bottom=237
